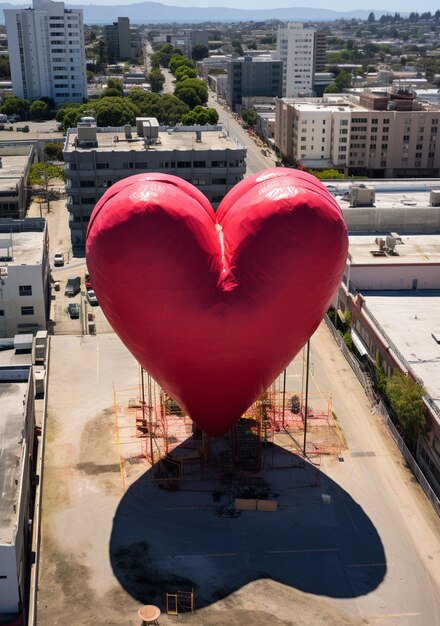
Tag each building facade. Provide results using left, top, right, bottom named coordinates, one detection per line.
left=0, top=364, right=36, bottom=617
left=332, top=231, right=440, bottom=500
left=0, top=145, right=34, bottom=219
left=276, top=22, right=320, bottom=98
left=226, top=56, right=283, bottom=112
left=63, top=118, right=247, bottom=248
left=0, top=218, right=50, bottom=338
left=103, top=17, right=141, bottom=64
left=4, top=0, right=87, bottom=105
left=275, top=92, right=440, bottom=177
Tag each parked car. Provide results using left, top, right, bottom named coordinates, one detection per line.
left=85, top=272, right=92, bottom=290
left=67, top=303, right=80, bottom=319
left=54, top=252, right=64, bottom=267
left=64, top=276, right=80, bottom=296
left=87, top=289, right=98, bottom=306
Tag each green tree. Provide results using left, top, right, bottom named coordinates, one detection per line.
left=335, top=70, right=352, bottom=91
left=43, top=141, right=63, bottom=161
left=191, top=45, right=209, bottom=61
left=386, top=372, right=426, bottom=448
left=169, top=55, right=194, bottom=74
left=101, top=77, right=124, bottom=98
left=29, top=162, right=64, bottom=186
left=56, top=104, right=87, bottom=131
left=158, top=93, right=189, bottom=125
left=1, top=95, right=30, bottom=119
left=182, top=106, right=218, bottom=125
left=55, top=102, right=85, bottom=123
left=241, top=108, right=257, bottom=127
left=174, top=78, right=208, bottom=107
left=149, top=51, right=162, bottom=69
left=90, top=96, right=139, bottom=127
left=30, top=99, right=50, bottom=120
left=324, top=82, right=340, bottom=94
left=175, top=66, right=197, bottom=81
left=148, top=67, right=165, bottom=93
left=310, top=168, right=345, bottom=179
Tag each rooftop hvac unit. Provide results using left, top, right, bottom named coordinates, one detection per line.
left=375, top=237, right=385, bottom=250
left=385, top=236, right=396, bottom=252
left=124, top=124, right=132, bottom=140
left=349, top=185, right=375, bottom=207
left=430, top=190, right=440, bottom=206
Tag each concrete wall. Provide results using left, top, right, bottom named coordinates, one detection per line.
left=351, top=264, right=440, bottom=290
left=343, top=206, right=440, bottom=234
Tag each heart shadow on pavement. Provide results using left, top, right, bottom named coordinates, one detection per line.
left=109, top=438, right=386, bottom=610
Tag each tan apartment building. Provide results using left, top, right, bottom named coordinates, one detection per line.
left=275, top=91, right=440, bottom=177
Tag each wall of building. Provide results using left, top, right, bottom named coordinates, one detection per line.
left=342, top=206, right=440, bottom=233
left=350, top=263, right=440, bottom=290
left=5, top=0, right=87, bottom=104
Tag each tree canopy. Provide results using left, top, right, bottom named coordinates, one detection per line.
left=148, top=67, right=165, bottom=93
left=30, top=99, right=50, bottom=120
left=182, top=106, right=218, bottom=125
left=1, top=95, right=29, bottom=118
left=174, top=78, right=208, bottom=108
left=44, top=141, right=63, bottom=161
left=386, top=372, right=426, bottom=447
left=89, top=96, right=139, bottom=127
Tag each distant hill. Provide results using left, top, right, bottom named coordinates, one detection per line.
left=0, top=2, right=401, bottom=25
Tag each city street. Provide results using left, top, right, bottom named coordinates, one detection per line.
left=161, top=66, right=277, bottom=176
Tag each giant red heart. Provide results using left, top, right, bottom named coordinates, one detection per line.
left=86, top=169, right=348, bottom=436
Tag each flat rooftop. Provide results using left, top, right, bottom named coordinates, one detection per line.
left=348, top=234, right=440, bottom=264
left=0, top=229, right=45, bottom=266
left=65, top=127, right=245, bottom=153
left=0, top=371, right=30, bottom=545
left=0, top=154, right=30, bottom=192
left=324, top=179, right=440, bottom=213
left=364, top=293, right=440, bottom=420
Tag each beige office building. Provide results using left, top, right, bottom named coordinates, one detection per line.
left=63, top=118, right=247, bottom=248
left=275, top=91, right=440, bottom=177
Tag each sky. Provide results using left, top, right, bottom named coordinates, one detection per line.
left=2, top=0, right=438, bottom=13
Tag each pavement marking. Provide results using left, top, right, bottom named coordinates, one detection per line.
left=266, top=548, right=338, bottom=554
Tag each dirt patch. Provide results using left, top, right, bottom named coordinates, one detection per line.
left=76, top=462, right=120, bottom=475
left=78, top=407, right=121, bottom=495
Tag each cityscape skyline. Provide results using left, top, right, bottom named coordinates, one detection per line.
left=1, top=0, right=438, bottom=16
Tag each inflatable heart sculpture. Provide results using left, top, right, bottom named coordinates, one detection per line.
left=86, top=169, right=348, bottom=436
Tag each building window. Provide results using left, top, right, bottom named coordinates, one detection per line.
left=0, top=309, right=4, bottom=316
left=21, top=306, right=34, bottom=316
left=19, top=285, right=32, bottom=296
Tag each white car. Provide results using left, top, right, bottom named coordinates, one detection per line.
left=87, top=289, right=98, bottom=306
left=54, top=252, right=64, bottom=267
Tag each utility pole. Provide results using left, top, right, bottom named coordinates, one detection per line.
left=303, top=340, right=311, bottom=457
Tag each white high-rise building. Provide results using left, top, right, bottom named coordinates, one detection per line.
left=4, top=0, right=87, bottom=105
left=276, top=22, right=316, bottom=98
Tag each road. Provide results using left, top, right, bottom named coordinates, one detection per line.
left=282, top=327, right=440, bottom=625
left=159, top=66, right=277, bottom=176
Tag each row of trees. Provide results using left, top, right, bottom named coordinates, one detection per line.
left=328, top=308, right=426, bottom=450
left=0, top=94, right=55, bottom=120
